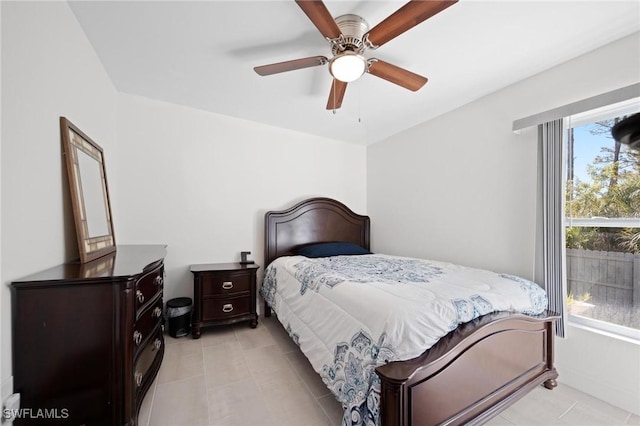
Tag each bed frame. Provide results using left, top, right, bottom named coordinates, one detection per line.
left=263, top=197, right=558, bottom=426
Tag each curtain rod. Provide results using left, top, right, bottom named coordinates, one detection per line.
left=512, top=83, right=640, bottom=131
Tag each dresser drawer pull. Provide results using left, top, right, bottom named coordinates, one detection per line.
left=154, top=275, right=163, bottom=287
left=222, top=281, right=233, bottom=290
left=135, top=371, right=143, bottom=387
left=136, top=290, right=145, bottom=304
left=153, top=338, right=162, bottom=351
left=133, top=330, right=142, bottom=345
left=222, top=304, right=234, bottom=313
left=153, top=307, right=162, bottom=318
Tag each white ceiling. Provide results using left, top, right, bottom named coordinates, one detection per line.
left=69, top=1, right=640, bottom=145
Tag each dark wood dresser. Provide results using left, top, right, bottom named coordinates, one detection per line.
left=10, top=245, right=166, bottom=425
left=190, top=263, right=259, bottom=338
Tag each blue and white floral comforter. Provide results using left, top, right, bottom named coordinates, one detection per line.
left=259, top=254, right=548, bottom=426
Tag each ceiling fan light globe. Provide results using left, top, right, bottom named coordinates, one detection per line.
left=329, top=53, right=366, bottom=83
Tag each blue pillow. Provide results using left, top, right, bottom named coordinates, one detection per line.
left=295, top=242, right=371, bottom=258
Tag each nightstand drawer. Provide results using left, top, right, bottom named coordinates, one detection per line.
left=200, top=271, right=251, bottom=296
left=202, top=295, right=251, bottom=320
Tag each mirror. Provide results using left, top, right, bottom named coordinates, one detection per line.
left=61, top=117, right=116, bottom=263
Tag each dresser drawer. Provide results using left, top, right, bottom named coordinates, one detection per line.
left=202, top=295, right=251, bottom=320
left=200, top=271, right=251, bottom=296
left=133, top=296, right=163, bottom=353
left=135, top=265, right=163, bottom=313
left=134, top=327, right=163, bottom=393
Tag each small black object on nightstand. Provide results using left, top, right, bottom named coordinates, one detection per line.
left=239, top=251, right=255, bottom=264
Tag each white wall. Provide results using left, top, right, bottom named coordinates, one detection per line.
left=557, top=325, right=640, bottom=415
left=0, top=0, right=118, bottom=397
left=115, top=94, right=366, bottom=303
left=367, top=33, right=640, bottom=414
left=368, top=95, right=538, bottom=278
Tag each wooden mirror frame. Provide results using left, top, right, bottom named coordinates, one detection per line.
left=61, top=117, right=116, bottom=263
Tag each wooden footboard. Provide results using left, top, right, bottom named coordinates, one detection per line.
left=376, top=311, right=558, bottom=426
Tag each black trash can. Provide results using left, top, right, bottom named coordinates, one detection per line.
left=166, top=297, right=192, bottom=338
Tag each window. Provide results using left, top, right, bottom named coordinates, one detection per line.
left=565, top=100, right=640, bottom=338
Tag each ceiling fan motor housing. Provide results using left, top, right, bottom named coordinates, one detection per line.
left=332, top=14, right=370, bottom=54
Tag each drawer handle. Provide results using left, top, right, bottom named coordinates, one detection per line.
left=153, top=338, right=162, bottom=351
left=135, top=371, right=143, bottom=387
left=136, top=290, right=145, bottom=304
left=153, top=307, right=162, bottom=318
left=133, top=330, right=142, bottom=345
left=154, top=275, right=163, bottom=287
left=222, top=304, right=234, bottom=313
left=222, top=281, right=233, bottom=290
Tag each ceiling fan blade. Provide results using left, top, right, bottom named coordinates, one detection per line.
left=295, top=0, right=342, bottom=40
left=367, top=59, right=428, bottom=91
left=366, top=0, right=458, bottom=48
left=254, top=56, right=328, bottom=76
left=326, top=79, right=347, bottom=110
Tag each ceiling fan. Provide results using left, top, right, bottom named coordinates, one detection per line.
left=254, top=0, right=458, bottom=110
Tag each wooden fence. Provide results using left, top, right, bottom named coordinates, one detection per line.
left=566, top=248, right=640, bottom=307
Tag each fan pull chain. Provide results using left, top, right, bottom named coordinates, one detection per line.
left=358, top=81, right=362, bottom=123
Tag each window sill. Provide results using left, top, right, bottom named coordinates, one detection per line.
left=568, top=314, right=640, bottom=344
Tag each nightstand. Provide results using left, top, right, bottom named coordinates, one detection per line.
left=190, top=263, right=259, bottom=338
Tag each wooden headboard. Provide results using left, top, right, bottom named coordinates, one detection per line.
left=264, top=197, right=370, bottom=267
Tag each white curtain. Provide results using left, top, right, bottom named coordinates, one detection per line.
left=535, top=119, right=568, bottom=337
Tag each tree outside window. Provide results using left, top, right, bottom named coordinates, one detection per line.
left=565, top=113, right=640, bottom=332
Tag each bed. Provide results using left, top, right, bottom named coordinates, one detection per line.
left=261, top=197, right=558, bottom=426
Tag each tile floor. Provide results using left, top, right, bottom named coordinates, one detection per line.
left=139, top=316, right=639, bottom=426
